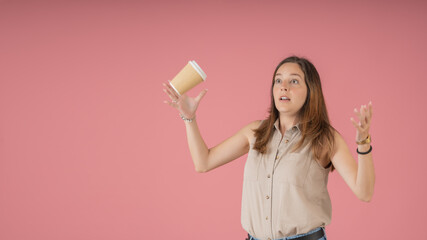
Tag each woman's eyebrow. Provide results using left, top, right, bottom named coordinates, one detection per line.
left=275, top=73, right=302, bottom=78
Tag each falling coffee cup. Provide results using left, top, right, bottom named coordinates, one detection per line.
left=169, top=60, right=207, bottom=96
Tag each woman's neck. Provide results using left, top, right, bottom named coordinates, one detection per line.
left=278, top=114, right=299, bottom=135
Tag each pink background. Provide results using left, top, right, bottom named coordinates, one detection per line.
left=1, top=0, right=426, bottom=239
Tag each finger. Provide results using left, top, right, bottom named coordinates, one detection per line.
left=354, top=107, right=361, bottom=118
left=360, top=105, right=367, bottom=127
left=162, top=82, right=177, bottom=97
left=364, top=105, right=370, bottom=125
left=162, top=82, right=180, bottom=100
left=354, top=108, right=362, bottom=124
left=365, top=103, right=372, bottom=125
left=166, top=81, right=181, bottom=99
left=361, top=105, right=369, bottom=125
left=163, top=88, right=177, bottom=101
left=163, top=84, right=182, bottom=103
left=368, top=101, right=373, bottom=118
left=195, top=89, right=208, bottom=103
left=350, top=117, right=363, bottom=131
left=163, top=100, right=177, bottom=108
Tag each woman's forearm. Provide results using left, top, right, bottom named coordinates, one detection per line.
left=184, top=119, right=210, bottom=172
left=355, top=143, right=375, bottom=202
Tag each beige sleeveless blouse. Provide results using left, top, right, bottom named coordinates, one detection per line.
left=241, top=119, right=332, bottom=240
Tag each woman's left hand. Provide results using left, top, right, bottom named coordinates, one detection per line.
left=351, top=101, right=373, bottom=142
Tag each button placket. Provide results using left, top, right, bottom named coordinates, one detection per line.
left=265, top=134, right=280, bottom=240
left=266, top=138, right=281, bottom=240
left=268, top=129, right=292, bottom=240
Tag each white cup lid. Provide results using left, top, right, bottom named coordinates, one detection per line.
left=189, top=60, right=207, bottom=81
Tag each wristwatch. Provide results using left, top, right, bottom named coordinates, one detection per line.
left=356, top=134, right=371, bottom=145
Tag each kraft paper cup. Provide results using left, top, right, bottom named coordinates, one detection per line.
left=169, top=60, right=207, bottom=96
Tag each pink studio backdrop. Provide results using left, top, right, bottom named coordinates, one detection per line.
left=1, top=1, right=426, bottom=239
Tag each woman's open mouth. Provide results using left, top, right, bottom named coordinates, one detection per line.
left=279, top=96, right=290, bottom=102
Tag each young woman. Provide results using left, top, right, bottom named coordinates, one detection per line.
left=162, top=56, right=375, bottom=240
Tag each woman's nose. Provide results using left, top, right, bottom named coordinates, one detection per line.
left=280, top=84, right=288, bottom=91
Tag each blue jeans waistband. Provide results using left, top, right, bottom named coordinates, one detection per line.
left=247, top=227, right=326, bottom=240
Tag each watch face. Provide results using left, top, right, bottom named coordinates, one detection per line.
left=357, top=135, right=370, bottom=145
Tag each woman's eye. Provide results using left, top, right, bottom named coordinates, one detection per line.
left=275, top=79, right=282, bottom=83
left=290, top=79, right=299, bottom=84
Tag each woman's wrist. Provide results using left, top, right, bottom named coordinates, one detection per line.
left=180, top=113, right=196, bottom=122
left=357, top=145, right=372, bottom=155
left=356, top=134, right=372, bottom=154
left=357, top=143, right=371, bottom=152
left=356, top=134, right=371, bottom=145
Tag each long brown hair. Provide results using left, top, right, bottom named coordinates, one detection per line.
left=253, top=56, right=336, bottom=172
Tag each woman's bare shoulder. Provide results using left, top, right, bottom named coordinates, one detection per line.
left=241, top=120, right=263, bottom=140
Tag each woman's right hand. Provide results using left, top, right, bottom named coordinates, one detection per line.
left=162, top=81, right=208, bottom=119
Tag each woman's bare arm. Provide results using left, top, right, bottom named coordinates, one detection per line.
left=185, top=120, right=260, bottom=173
left=331, top=132, right=375, bottom=202
left=331, top=102, right=375, bottom=202
left=162, top=81, right=260, bottom=173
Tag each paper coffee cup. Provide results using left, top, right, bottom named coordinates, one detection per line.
left=169, top=60, right=207, bottom=96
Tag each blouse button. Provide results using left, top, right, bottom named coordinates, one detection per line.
left=285, top=139, right=289, bottom=143
left=267, top=174, right=271, bottom=178
left=266, top=195, right=270, bottom=199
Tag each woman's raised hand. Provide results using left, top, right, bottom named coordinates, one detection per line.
left=162, top=81, right=208, bottom=119
left=350, top=101, right=373, bottom=142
